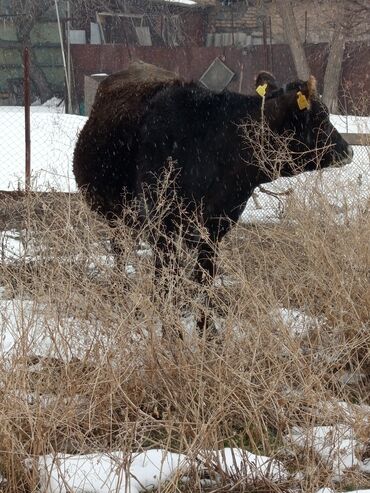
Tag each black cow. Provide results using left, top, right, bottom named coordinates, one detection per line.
left=73, top=66, right=353, bottom=291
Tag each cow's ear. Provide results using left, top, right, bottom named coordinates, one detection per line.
left=307, top=75, right=317, bottom=98
left=255, top=71, right=278, bottom=97
left=296, top=75, right=317, bottom=111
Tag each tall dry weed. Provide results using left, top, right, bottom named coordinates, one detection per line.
left=0, top=170, right=368, bottom=492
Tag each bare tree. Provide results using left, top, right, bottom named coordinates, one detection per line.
left=71, top=0, right=192, bottom=47
left=275, top=0, right=370, bottom=112
left=323, top=0, right=370, bottom=112
left=275, top=0, right=310, bottom=79
left=9, top=0, right=55, bottom=102
left=322, top=2, right=347, bottom=113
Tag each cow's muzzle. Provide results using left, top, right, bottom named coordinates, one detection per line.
left=342, top=145, right=354, bottom=165
left=334, top=144, right=354, bottom=167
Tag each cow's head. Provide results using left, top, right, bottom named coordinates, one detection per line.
left=255, top=73, right=353, bottom=176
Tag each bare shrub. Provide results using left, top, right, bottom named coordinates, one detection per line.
left=0, top=149, right=369, bottom=493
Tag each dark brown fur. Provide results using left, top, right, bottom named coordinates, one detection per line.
left=73, top=61, right=181, bottom=221
left=73, top=67, right=352, bottom=308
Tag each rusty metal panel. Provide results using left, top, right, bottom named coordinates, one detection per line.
left=199, top=57, right=235, bottom=92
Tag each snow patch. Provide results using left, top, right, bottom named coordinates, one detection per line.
left=198, top=447, right=288, bottom=482
left=38, top=449, right=187, bottom=493
left=286, top=425, right=360, bottom=481
left=37, top=447, right=288, bottom=493
left=272, top=307, right=323, bottom=337
left=0, top=107, right=86, bottom=192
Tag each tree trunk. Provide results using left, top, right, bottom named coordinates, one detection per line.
left=275, top=0, right=310, bottom=80
left=17, top=42, right=54, bottom=103
left=322, top=25, right=346, bottom=113
left=15, top=18, right=54, bottom=103
left=28, top=50, right=54, bottom=103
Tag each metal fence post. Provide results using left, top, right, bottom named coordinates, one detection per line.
left=24, top=46, right=31, bottom=191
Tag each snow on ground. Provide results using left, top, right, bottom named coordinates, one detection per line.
left=1, top=296, right=369, bottom=491
left=317, top=490, right=370, bottom=493
left=0, top=103, right=85, bottom=192
left=242, top=142, right=370, bottom=224
left=37, top=447, right=288, bottom=493
left=317, top=488, right=370, bottom=493
left=330, top=114, right=370, bottom=134
left=286, top=424, right=360, bottom=481
left=0, top=298, right=108, bottom=362
left=34, top=444, right=370, bottom=493
left=38, top=449, right=188, bottom=493
left=0, top=104, right=370, bottom=492
left=272, top=307, right=323, bottom=337
left=0, top=103, right=369, bottom=221
left=242, top=114, right=370, bottom=223
left=198, top=447, right=288, bottom=481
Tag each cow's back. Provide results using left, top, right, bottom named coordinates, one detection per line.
left=73, top=62, right=180, bottom=220
left=136, top=83, right=260, bottom=233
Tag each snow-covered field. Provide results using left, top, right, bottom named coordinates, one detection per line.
left=1, top=293, right=370, bottom=491
left=0, top=102, right=85, bottom=192
left=243, top=114, right=370, bottom=223
left=0, top=103, right=369, bottom=222
left=0, top=103, right=369, bottom=492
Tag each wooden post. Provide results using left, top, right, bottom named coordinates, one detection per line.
left=24, top=46, right=31, bottom=191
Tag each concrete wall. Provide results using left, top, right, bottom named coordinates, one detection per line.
left=84, top=74, right=108, bottom=115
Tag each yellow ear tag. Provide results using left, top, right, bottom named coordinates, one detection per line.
left=297, top=91, right=309, bottom=110
left=256, top=83, right=267, bottom=97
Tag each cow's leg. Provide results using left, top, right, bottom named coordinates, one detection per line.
left=193, top=216, right=229, bottom=284
left=194, top=241, right=218, bottom=338
left=110, top=229, right=124, bottom=270
left=194, top=241, right=217, bottom=284
left=151, top=230, right=184, bottom=341
left=193, top=218, right=232, bottom=338
left=153, top=232, right=176, bottom=279
left=110, top=221, right=135, bottom=273
left=108, top=204, right=134, bottom=272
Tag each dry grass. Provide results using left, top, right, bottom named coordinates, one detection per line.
left=0, top=182, right=369, bottom=492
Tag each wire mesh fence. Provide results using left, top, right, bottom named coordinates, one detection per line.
left=243, top=136, right=370, bottom=223
left=0, top=102, right=369, bottom=224
left=0, top=104, right=86, bottom=193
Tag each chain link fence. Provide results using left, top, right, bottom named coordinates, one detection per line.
left=0, top=104, right=86, bottom=193
left=0, top=101, right=369, bottom=223
left=243, top=131, right=370, bottom=223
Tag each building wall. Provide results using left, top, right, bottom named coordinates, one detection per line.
left=1, top=0, right=367, bottom=109
left=205, top=0, right=370, bottom=48
left=0, top=2, right=206, bottom=103
left=71, top=42, right=370, bottom=115
left=208, top=5, right=260, bottom=34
